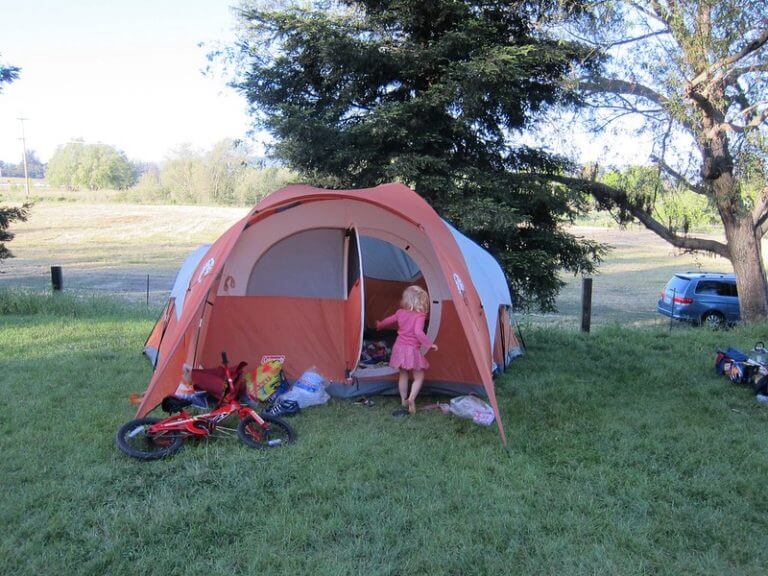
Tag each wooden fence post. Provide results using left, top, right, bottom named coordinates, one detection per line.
left=51, top=266, right=63, bottom=292
left=581, top=277, right=593, bottom=333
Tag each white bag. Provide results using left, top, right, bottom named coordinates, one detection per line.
left=449, top=395, right=495, bottom=426
left=279, top=367, right=330, bottom=408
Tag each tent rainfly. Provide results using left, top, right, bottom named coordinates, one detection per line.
left=140, top=183, right=522, bottom=443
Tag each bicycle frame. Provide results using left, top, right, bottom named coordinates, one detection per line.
left=147, top=353, right=268, bottom=438
left=146, top=399, right=268, bottom=437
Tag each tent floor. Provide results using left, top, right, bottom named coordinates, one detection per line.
left=325, top=379, right=486, bottom=399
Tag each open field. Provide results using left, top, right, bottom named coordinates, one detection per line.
left=0, top=202, right=246, bottom=304
left=0, top=201, right=739, bottom=325
left=1, top=294, right=767, bottom=575
left=540, top=225, right=734, bottom=328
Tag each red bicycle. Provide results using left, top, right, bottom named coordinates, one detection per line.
left=116, top=353, right=295, bottom=460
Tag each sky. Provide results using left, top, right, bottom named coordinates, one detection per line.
left=0, top=0, right=657, bottom=168
left=0, top=0, right=258, bottom=164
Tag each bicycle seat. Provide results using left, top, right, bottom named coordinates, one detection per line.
left=161, top=395, right=194, bottom=413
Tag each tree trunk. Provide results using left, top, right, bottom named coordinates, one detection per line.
left=724, top=215, right=768, bottom=321
left=703, top=126, right=768, bottom=322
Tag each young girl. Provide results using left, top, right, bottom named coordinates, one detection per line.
left=376, top=285, right=438, bottom=415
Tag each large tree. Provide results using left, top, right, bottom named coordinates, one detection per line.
left=1, top=55, right=28, bottom=263
left=47, top=141, right=137, bottom=191
left=228, top=0, right=604, bottom=310
left=549, top=1, right=768, bottom=321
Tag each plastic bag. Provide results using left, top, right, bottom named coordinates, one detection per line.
left=279, top=367, right=330, bottom=408
left=449, top=395, right=495, bottom=426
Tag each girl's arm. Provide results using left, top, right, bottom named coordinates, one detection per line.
left=376, top=312, right=399, bottom=331
left=413, top=314, right=434, bottom=348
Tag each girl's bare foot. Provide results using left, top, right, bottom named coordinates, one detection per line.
left=407, top=398, right=416, bottom=414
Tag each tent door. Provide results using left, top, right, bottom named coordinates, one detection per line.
left=344, top=227, right=365, bottom=376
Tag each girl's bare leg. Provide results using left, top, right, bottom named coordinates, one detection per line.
left=407, top=369, right=425, bottom=414
left=398, top=369, right=409, bottom=407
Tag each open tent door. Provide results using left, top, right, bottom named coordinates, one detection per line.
left=344, top=228, right=364, bottom=376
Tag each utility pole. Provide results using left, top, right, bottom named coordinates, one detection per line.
left=17, top=117, right=30, bottom=200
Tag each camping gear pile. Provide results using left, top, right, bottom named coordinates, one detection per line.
left=358, top=339, right=392, bottom=368
left=715, top=342, right=768, bottom=401
left=117, top=353, right=296, bottom=460
left=167, top=355, right=326, bottom=418
left=243, top=359, right=330, bottom=415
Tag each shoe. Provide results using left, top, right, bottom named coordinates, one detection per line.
left=262, top=399, right=301, bottom=417
left=756, top=394, right=768, bottom=404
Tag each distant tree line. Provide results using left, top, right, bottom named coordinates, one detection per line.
left=0, top=150, right=46, bottom=179
left=127, top=139, right=296, bottom=206
left=5, top=138, right=297, bottom=205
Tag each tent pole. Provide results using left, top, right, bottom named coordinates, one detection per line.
left=190, top=282, right=217, bottom=369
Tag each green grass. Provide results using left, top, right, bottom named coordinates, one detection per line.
left=0, top=287, right=159, bottom=317
left=2, top=294, right=768, bottom=575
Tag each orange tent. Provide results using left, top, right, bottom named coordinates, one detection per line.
left=138, top=184, right=522, bottom=442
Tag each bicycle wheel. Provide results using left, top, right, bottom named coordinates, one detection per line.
left=237, top=415, right=295, bottom=449
left=116, top=417, right=184, bottom=460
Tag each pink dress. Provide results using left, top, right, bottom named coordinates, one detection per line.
left=376, top=309, right=433, bottom=371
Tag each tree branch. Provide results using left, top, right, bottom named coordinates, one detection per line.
left=580, top=76, right=669, bottom=107
left=650, top=155, right=709, bottom=195
left=689, top=25, right=768, bottom=90
left=725, top=61, right=768, bottom=84
left=746, top=107, right=768, bottom=129
left=753, top=187, right=768, bottom=234
left=627, top=1, right=671, bottom=27
left=536, top=174, right=730, bottom=258
left=605, top=29, right=670, bottom=49
left=581, top=76, right=698, bottom=134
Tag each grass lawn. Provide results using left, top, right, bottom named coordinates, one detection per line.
left=1, top=294, right=767, bottom=575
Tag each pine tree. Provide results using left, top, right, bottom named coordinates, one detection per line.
left=1, top=55, right=29, bottom=263
left=228, top=0, right=604, bottom=310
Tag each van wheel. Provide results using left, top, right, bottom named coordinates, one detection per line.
left=702, top=311, right=725, bottom=329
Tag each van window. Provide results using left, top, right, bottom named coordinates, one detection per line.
left=695, top=280, right=734, bottom=296
left=666, top=276, right=690, bottom=294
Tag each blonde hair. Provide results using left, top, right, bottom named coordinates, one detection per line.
left=402, top=285, right=429, bottom=313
